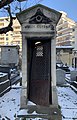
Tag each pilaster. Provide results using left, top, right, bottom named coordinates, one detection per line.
left=20, top=33, right=28, bottom=109
left=51, top=35, right=58, bottom=106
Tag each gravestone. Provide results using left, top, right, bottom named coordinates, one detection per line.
left=70, top=70, right=77, bottom=81
left=56, top=69, right=66, bottom=85
left=0, top=45, right=19, bottom=66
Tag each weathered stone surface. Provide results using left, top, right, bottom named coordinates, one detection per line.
left=56, top=69, right=66, bottom=85
left=1, top=45, right=19, bottom=65
left=70, top=70, right=77, bottom=81
left=17, top=4, right=61, bottom=25
left=17, top=4, right=61, bottom=110
left=17, top=105, right=62, bottom=120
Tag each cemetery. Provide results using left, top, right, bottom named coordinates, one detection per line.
left=0, top=45, right=21, bottom=96
left=0, top=3, right=77, bottom=120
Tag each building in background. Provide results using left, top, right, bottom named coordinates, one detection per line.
left=73, top=22, right=77, bottom=50
left=0, top=17, right=22, bottom=51
left=56, top=46, right=74, bottom=67
left=72, top=23, right=77, bottom=68
left=56, top=11, right=76, bottom=46
left=0, top=12, right=76, bottom=51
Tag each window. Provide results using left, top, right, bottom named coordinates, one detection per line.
left=6, top=37, right=8, bottom=40
left=36, top=46, right=43, bottom=57
left=72, top=41, right=75, bottom=44
left=6, top=34, right=8, bottom=36
left=6, top=42, right=8, bottom=45
left=11, top=34, right=13, bottom=36
left=0, top=37, right=4, bottom=40
left=0, top=23, right=4, bottom=26
left=72, top=28, right=75, bottom=31
left=72, top=36, right=75, bottom=38
left=15, top=26, right=20, bottom=29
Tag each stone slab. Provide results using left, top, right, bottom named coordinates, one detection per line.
left=70, top=70, right=77, bottom=81
left=56, top=69, right=66, bottom=85
left=0, top=72, right=8, bottom=83
left=17, top=105, right=62, bottom=120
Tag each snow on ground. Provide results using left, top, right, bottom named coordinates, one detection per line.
left=0, top=83, right=77, bottom=120
left=57, top=87, right=77, bottom=120
left=65, top=74, right=70, bottom=80
left=0, top=84, right=21, bottom=120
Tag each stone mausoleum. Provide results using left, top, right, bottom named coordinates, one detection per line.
left=17, top=4, right=62, bottom=119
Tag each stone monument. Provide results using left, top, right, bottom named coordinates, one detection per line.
left=17, top=4, right=62, bottom=119
left=56, top=69, right=66, bottom=85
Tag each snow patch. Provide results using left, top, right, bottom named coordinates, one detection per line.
left=57, top=87, right=77, bottom=120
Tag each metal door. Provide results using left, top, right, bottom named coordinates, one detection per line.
left=28, top=40, right=51, bottom=106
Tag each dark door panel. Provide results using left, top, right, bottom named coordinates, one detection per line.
left=28, top=40, right=51, bottom=106
left=29, top=80, right=49, bottom=106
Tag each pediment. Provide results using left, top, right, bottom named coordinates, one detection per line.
left=16, top=4, right=61, bottom=25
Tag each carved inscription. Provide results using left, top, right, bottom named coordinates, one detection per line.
left=25, top=24, right=54, bottom=31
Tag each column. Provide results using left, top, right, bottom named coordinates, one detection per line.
left=20, top=33, right=28, bottom=109
left=51, top=35, right=58, bottom=106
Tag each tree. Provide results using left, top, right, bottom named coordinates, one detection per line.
left=0, top=6, right=14, bottom=34
left=0, top=0, right=26, bottom=34
left=0, top=0, right=43, bottom=34
left=0, top=0, right=13, bottom=9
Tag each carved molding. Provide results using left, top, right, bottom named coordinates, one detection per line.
left=29, top=8, right=52, bottom=24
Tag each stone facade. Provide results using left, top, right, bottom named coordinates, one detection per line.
left=17, top=4, right=61, bottom=119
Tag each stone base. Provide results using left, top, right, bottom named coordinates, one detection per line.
left=17, top=105, right=62, bottom=120
left=20, top=87, right=28, bottom=109
left=0, top=79, right=10, bottom=96
left=0, top=72, right=8, bottom=83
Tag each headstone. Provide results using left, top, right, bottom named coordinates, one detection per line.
left=56, top=69, right=66, bottom=85
left=70, top=70, right=77, bottom=81
left=0, top=45, right=19, bottom=66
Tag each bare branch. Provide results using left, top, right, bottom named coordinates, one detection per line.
left=0, top=6, right=13, bottom=34
left=0, top=0, right=27, bottom=34
left=0, top=0, right=14, bottom=9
